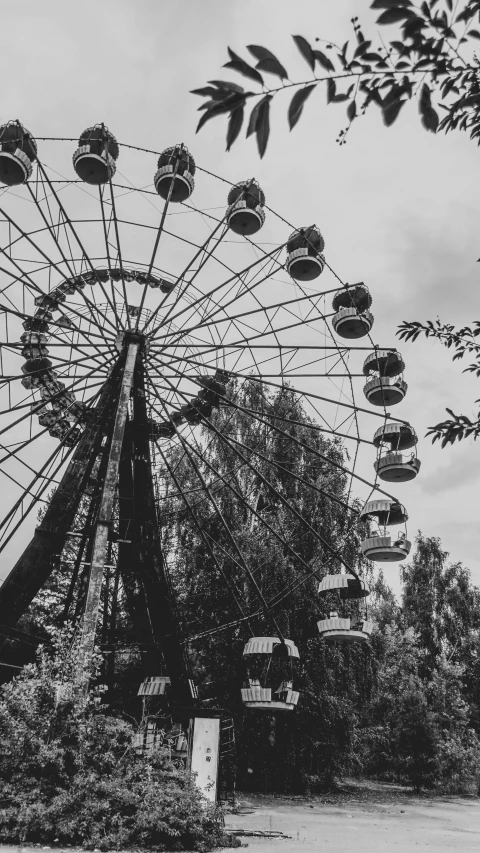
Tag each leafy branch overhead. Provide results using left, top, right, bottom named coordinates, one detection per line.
left=191, top=0, right=480, bottom=156
left=397, top=319, right=480, bottom=445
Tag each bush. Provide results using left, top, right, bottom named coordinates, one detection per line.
left=436, top=730, right=480, bottom=796
left=0, top=630, right=235, bottom=851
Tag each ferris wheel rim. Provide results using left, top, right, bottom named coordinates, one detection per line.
left=0, top=131, right=415, bottom=663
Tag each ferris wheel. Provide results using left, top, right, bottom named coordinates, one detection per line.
left=0, top=120, right=420, bottom=713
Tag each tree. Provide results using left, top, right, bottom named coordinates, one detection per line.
left=356, top=534, right=480, bottom=793
left=191, top=0, right=480, bottom=446
left=160, top=379, right=375, bottom=793
left=0, top=629, right=233, bottom=851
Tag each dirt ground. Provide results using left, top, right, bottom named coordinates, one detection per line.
left=0, top=780, right=478, bottom=853
left=224, top=779, right=480, bottom=852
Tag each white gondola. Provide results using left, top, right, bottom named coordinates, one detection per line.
left=241, top=637, right=300, bottom=711
left=374, top=451, right=421, bottom=482
left=0, top=120, right=37, bottom=186
left=359, top=498, right=408, bottom=526
left=359, top=500, right=410, bottom=562
left=317, top=614, right=373, bottom=643
left=226, top=179, right=266, bottom=235
left=332, top=306, right=374, bottom=339
left=318, top=573, right=370, bottom=600
left=363, top=349, right=405, bottom=378
left=360, top=534, right=411, bottom=562
left=364, top=375, right=407, bottom=406
left=154, top=145, right=195, bottom=202
left=286, top=226, right=325, bottom=281
left=363, top=349, right=407, bottom=405
left=73, top=124, right=119, bottom=185
left=372, top=422, right=417, bottom=451
left=331, top=284, right=374, bottom=339
left=317, top=574, right=372, bottom=643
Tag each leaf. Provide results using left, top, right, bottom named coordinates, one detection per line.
left=313, top=49, right=335, bottom=72
left=327, top=78, right=336, bottom=103
left=190, top=87, right=224, bottom=98
left=419, top=83, right=439, bottom=132
left=377, top=8, right=415, bottom=24
left=246, top=97, right=266, bottom=137
left=468, top=29, right=480, bottom=39
left=255, top=95, right=272, bottom=157
left=224, top=49, right=264, bottom=85
left=292, top=35, right=315, bottom=71
left=288, top=85, right=316, bottom=129
left=354, top=40, right=372, bottom=57
left=196, top=99, right=235, bottom=133
left=247, top=45, right=279, bottom=61
left=347, top=100, right=357, bottom=122
left=256, top=57, right=289, bottom=79
left=226, top=106, right=244, bottom=151
left=207, top=80, right=246, bottom=94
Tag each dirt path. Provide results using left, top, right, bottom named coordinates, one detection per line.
left=224, top=781, right=480, bottom=852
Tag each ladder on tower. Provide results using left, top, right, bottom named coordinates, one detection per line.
left=218, top=717, right=236, bottom=804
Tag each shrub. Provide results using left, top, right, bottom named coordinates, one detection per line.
left=0, top=630, right=235, bottom=851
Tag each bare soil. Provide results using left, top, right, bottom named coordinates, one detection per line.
left=224, top=779, right=480, bottom=852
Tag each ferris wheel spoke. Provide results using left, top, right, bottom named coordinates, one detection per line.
left=1, top=374, right=111, bottom=418
left=0, top=203, right=120, bottom=340
left=153, top=286, right=341, bottom=343
left=142, top=216, right=230, bottom=335
left=149, top=388, right=283, bottom=637
left=207, top=420, right=357, bottom=578
left=35, top=160, right=125, bottom=331
left=149, top=369, right=354, bottom=581
left=0, top=434, right=75, bottom=545
left=220, top=425, right=357, bottom=515
left=135, top=159, right=185, bottom=329
left=224, top=394, right=396, bottom=500
left=0, top=259, right=116, bottom=362
left=147, top=244, right=284, bottom=339
left=160, top=221, right=231, bottom=332
left=0, top=355, right=112, bottom=441
left=27, top=181, right=124, bottom=336
left=160, top=399, right=348, bottom=592
left=106, top=177, right=131, bottom=330
left=97, top=186, right=123, bottom=331
left=226, top=403, right=372, bottom=447
left=226, top=372, right=408, bottom=425
left=152, top=437, right=251, bottom=629
left=0, top=442, right=76, bottom=556
left=163, top=254, right=282, bottom=351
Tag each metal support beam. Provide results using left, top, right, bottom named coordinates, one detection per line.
left=0, top=358, right=125, bottom=634
left=75, top=342, right=138, bottom=697
left=131, top=353, right=197, bottom=706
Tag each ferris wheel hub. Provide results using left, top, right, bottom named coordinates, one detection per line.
left=115, top=330, right=149, bottom=354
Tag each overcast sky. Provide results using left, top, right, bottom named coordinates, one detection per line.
left=1, top=0, right=479, bottom=595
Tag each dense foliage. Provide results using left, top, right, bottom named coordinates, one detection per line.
left=0, top=631, right=233, bottom=851
left=161, top=381, right=480, bottom=794
left=355, top=535, right=480, bottom=793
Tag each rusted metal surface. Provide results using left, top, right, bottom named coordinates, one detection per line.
left=0, top=358, right=124, bottom=632
left=130, top=353, right=197, bottom=705
left=75, top=342, right=138, bottom=696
